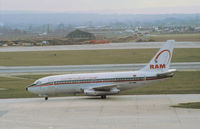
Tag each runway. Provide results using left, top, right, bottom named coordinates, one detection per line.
left=0, top=62, right=199, bottom=74
left=0, top=42, right=200, bottom=52
left=0, top=95, right=200, bottom=129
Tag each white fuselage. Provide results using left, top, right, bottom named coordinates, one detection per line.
left=27, top=70, right=169, bottom=96
left=27, top=40, right=175, bottom=98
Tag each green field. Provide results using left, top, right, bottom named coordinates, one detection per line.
left=171, top=102, right=200, bottom=109
left=0, top=48, right=200, bottom=66
left=0, top=71, right=200, bottom=98
left=148, top=33, right=200, bottom=42
left=120, top=71, right=200, bottom=95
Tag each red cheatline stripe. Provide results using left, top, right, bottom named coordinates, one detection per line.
left=31, top=76, right=168, bottom=88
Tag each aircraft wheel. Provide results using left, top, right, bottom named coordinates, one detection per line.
left=101, top=95, right=106, bottom=99
left=45, top=97, right=48, bottom=100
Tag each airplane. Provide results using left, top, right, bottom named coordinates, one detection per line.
left=26, top=40, right=176, bottom=100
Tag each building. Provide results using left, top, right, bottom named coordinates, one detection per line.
left=42, top=41, right=49, bottom=45
left=21, top=42, right=33, bottom=46
left=66, top=29, right=95, bottom=40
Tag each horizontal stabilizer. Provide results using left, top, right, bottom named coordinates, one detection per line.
left=156, top=69, right=176, bottom=77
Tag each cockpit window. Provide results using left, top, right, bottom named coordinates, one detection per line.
left=28, top=83, right=36, bottom=87
left=35, top=81, right=42, bottom=85
left=28, top=80, right=42, bottom=87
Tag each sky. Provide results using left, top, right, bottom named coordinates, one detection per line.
left=0, top=0, right=200, bottom=14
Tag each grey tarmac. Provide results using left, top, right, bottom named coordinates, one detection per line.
left=0, top=62, right=199, bottom=74
left=0, top=95, right=200, bottom=129
left=0, top=42, right=200, bottom=52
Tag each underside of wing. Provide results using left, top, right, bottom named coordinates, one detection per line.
left=84, top=84, right=120, bottom=96
left=92, top=84, right=117, bottom=90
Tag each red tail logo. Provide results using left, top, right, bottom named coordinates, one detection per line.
left=150, top=64, right=166, bottom=69
left=154, top=49, right=171, bottom=64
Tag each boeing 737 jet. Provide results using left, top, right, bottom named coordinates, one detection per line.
left=27, top=40, right=176, bottom=100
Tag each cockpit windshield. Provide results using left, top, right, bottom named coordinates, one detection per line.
left=28, top=83, right=36, bottom=87
left=28, top=80, right=42, bottom=87
left=35, top=81, right=42, bottom=85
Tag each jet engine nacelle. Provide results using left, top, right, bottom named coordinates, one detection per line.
left=84, top=88, right=120, bottom=96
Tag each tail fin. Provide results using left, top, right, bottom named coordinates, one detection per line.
left=140, top=40, right=175, bottom=73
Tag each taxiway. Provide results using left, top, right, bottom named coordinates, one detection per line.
left=0, top=62, right=199, bottom=74
left=0, top=95, right=200, bottom=129
left=0, top=42, right=199, bottom=52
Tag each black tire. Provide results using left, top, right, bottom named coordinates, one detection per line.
left=101, top=95, right=106, bottom=99
left=45, top=97, right=48, bottom=100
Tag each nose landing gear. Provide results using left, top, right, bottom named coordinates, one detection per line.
left=101, top=95, right=107, bottom=99
left=45, top=97, right=48, bottom=100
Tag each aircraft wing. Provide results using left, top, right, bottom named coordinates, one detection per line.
left=88, top=83, right=117, bottom=90
left=83, top=83, right=119, bottom=96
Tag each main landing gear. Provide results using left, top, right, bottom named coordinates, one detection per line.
left=45, top=97, right=48, bottom=100
left=101, top=95, right=107, bottom=99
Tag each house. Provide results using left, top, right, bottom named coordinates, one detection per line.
left=66, top=29, right=95, bottom=40
left=21, top=43, right=33, bottom=46
left=2, top=43, right=8, bottom=47
left=42, top=41, right=49, bottom=45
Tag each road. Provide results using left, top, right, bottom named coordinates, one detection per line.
left=0, top=62, right=199, bottom=74
left=0, top=95, right=200, bottom=129
left=0, top=42, right=200, bottom=52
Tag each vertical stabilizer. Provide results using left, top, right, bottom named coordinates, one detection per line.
left=140, top=40, right=175, bottom=73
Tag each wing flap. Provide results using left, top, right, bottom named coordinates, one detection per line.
left=91, top=84, right=117, bottom=91
left=84, top=84, right=120, bottom=96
